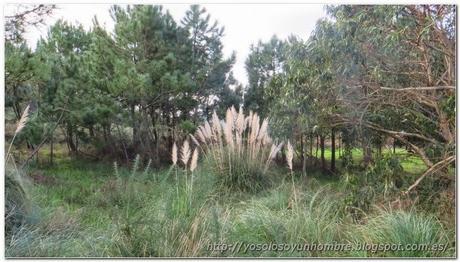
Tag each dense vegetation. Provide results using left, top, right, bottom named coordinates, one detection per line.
left=4, top=4, right=456, bottom=258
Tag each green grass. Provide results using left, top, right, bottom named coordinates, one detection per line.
left=5, top=152, right=454, bottom=258
left=322, top=147, right=427, bottom=174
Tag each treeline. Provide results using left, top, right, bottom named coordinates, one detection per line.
left=6, top=5, right=456, bottom=190
left=6, top=5, right=243, bottom=166
left=243, top=5, right=455, bottom=188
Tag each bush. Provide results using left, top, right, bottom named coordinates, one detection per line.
left=192, top=107, right=283, bottom=193
left=341, top=155, right=407, bottom=221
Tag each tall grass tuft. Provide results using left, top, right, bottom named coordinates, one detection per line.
left=193, top=106, right=282, bottom=193
left=350, top=209, right=454, bottom=257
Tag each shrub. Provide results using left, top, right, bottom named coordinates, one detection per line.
left=192, top=106, right=283, bottom=193
left=342, top=155, right=406, bottom=222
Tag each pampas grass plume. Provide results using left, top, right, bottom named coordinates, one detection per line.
left=172, top=142, right=178, bottom=165
left=190, top=148, right=198, bottom=172
left=286, top=140, right=294, bottom=171
left=181, top=140, right=191, bottom=167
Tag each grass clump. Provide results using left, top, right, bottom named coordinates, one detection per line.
left=193, top=106, right=283, bottom=193
left=349, top=209, right=454, bottom=257
left=5, top=172, right=30, bottom=239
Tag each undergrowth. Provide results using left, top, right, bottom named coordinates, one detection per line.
left=5, top=158, right=455, bottom=258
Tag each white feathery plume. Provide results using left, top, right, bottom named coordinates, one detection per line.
left=257, top=118, right=269, bottom=141
left=15, top=105, right=30, bottom=135
left=190, top=148, right=199, bottom=172
left=250, top=113, right=260, bottom=144
left=211, top=111, right=222, bottom=138
left=263, top=134, right=272, bottom=145
left=275, top=142, right=284, bottom=157
left=196, top=128, right=206, bottom=143
left=286, top=140, right=294, bottom=171
left=268, top=144, right=277, bottom=160
left=224, top=108, right=234, bottom=147
left=236, top=106, right=245, bottom=135
left=6, top=104, right=31, bottom=164
left=181, top=139, right=191, bottom=167
left=190, top=134, right=200, bottom=146
left=231, top=105, right=237, bottom=124
left=172, top=142, right=178, bottom=165
left=204, top=121, right=212, bottom=140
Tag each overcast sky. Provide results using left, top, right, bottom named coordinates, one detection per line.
left=11, top=3, right=327, bottom=86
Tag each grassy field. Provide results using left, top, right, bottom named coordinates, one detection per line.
left=311, top=147, right=427, bottom=175
left=5, top=146, right=455, bottom=258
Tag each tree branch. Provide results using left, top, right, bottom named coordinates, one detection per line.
left=404, top=155, right=454, bottom=194
left=380, top=86, right=455, bottom=91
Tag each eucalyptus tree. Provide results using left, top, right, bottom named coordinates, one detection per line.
left=264, top=36, right=319, bottom=173
left=325, top=5, right=456, bottom=191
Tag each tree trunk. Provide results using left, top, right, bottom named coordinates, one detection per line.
left=301, top=134, right=307, bottom=175
left=50, top=133, right=54, bottom=165
left=131, top=104, right=138, bottom=147
left=151, top=110, right=160, bottom=167
left=89, top=126, right=95, bottom=138
left=362, top=136, right=372, bottom=166
left=320, top=135, right=325, bottom=170
left=331, top=128, right=336, bottom=172
left=67, top=126, right=77, bottom=153
left=315, top=135, right=319, bottom=159
left=309, top=133, right=313, bottom=157
left=338, top=133, right=342, bottom=158
left=300, top=133, right=304, bottom=173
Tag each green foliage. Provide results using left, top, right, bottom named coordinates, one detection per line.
left=179, top=120, right=197, bottom=135
left=6, top=4, right=242, bottom=162
left=342, top=155, right=407, bottom=221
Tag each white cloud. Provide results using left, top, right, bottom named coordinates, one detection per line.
left=15, top=3, right=326, bottom=86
